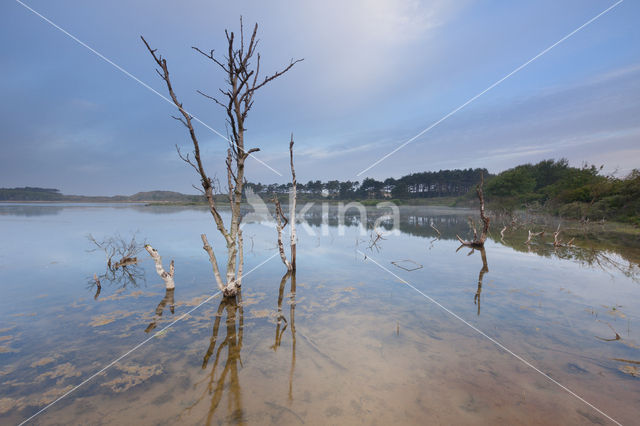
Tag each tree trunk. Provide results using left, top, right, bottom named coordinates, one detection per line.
left=145, top=244, right=175, bottom=289
left=456, top=173, right=490, bottom=248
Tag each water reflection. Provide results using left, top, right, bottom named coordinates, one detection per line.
left=0, top=204, right=63, bottom=216
left=271, top=272, right=297, bottom=401
left=144, top=288, right=175, bottom=333
left=456, top=246, right=489, bottom=316
left=3, top=204, right=640, bottom=424
left=184, top=294, right=245, bottom=424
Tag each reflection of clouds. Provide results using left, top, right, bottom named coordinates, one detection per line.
left=102, top=364, right=164, bottom=393
left=36, top=363, right=81, bottom=385
left=89, top=310, right=136, bottom=327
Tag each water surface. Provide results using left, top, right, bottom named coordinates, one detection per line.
left=0, top=203, right=638, bottom=425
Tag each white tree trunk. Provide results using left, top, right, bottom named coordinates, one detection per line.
left=289, top=135, right=297, bottom=271
left=145, top=244, right=175, bottom=289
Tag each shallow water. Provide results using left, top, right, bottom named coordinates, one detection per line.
left=0, top=203, right=638, bottom=425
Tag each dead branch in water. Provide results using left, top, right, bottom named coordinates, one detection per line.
left=88, top=233, right=146, bottom=289
left=553, top=224, right=575, bottom=247
left=144, top=244, right=175, bottom=289
left=368, top=230, right=386, bottom=251
left=456, top=173, right=490, bottom=248
left=87, top=233, right=144, bottom=270
left=525, top=230, right=545, bottom=245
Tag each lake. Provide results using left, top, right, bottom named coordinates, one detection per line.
left=0, top=203, right=638, bottom=425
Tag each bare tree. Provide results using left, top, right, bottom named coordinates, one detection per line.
left=273, top=134, right=298, bottom=272
left=142, top=19, right=301, bottom=296
left=456, top=173, right=490, bottom=248
left=289, top=135, right=298, bottom=271
left=273, top=195, right=292, bottom=271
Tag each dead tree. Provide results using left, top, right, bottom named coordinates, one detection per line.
left=142, top=20, right=301, bottom=297
left=88, top=233, right=143, bottom=270
left=289, top=135, right=297, bottom=271
left=88, top=233, right=146, bottom=289
left=273, top=135, right=298, bottom=272
left=145, top=244, right=175, bottom=289
left=456, top=173, right=490, bottom=248
left=274, top=196, right=292, bottom=271
left=553, top=224, right=575, bottom=247
left=525, top=230, right=545, bottom=245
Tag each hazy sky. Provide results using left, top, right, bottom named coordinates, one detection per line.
left=1, top=0, right=639, bottom=195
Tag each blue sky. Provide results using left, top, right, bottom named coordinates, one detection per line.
left=1, top=0, right=638, bottom=195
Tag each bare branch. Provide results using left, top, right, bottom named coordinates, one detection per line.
left=456, top=173, right=490, bottom=247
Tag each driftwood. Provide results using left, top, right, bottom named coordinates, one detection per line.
left=456, top=173, right=490, bottom=247
left=368, top=230, right=386, bottom=251
left=145, top=244, right=175, bottom=289
left=553, top=224, right=575, bottom=247
left=525, top=230, right=545, bottom=245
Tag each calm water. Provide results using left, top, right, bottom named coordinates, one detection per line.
left=0, top=203, right=639, bottom=425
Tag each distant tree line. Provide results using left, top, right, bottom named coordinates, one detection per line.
left=0, top=187, right=64, bottom=201
left=246, top=168, right=491, bottom=200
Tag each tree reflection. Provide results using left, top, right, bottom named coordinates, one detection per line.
left=457, top=245, right=489, bottom=316
left=271, top=272, right=297, bottom=401
left=144, top=288, right=175, bottom=333
left=183, top=294, right=244, bottom=425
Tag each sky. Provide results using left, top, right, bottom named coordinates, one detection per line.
left=1, top=0, right=639, bottom=195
